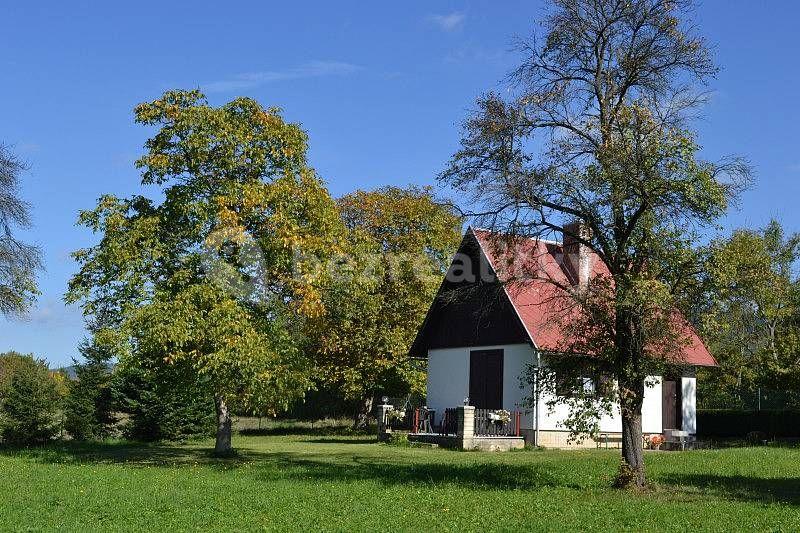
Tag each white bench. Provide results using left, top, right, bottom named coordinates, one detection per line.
left=664, top=429, right=690, bottom=451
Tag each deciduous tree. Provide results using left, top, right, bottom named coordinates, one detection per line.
left=0, top=145, right=42, bottom=316
left=700, top=220, right=800, bottom=402
left=440, top=0, right=749, bottom=486
left=312, top=187, right=461, bottom=427
left=67, top=90, right=342, bottom=454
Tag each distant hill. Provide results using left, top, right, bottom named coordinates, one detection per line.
left=55, top=362, right=114, bottom=380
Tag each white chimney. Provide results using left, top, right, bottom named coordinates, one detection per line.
left=563, top=222, right=592, bottom=288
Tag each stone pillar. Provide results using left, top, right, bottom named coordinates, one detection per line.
left=377, top=404, right=393, bottom=441
left=457, top=405, right=475, bottom=450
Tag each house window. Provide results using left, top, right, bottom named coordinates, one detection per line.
left=556, top=375, right=599, bottom=398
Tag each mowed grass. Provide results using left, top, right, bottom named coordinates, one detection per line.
left=1, top=430, right=799, bottom=532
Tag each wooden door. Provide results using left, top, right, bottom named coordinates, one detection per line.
left=469, top=349, right=504, bottom=409
left=662, top=380, right=677, bottom=430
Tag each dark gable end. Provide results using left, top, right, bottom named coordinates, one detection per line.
left=409, top=228, right=532, bottom=357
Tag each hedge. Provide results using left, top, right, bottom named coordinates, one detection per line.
left=697, top=409, right=800, bottom=438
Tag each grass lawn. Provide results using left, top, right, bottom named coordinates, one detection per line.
left=1, top=429, right=799, bottom=532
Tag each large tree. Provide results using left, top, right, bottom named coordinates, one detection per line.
left=0, top=145, right=42, bottom=316
left=699, top=220, right=800, bottom=404
left=311, top=186, right=461, bottom=427
left=440, top=0, right=749, bottom=486
left=67, top=90, right=342, bottom=454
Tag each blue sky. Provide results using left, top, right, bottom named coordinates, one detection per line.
left=0, top=1, right=798, bottom=367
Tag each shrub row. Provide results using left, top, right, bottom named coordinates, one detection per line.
left=697, top=409, right=800, bottom=438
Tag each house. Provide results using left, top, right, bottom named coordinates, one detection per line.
left=409, top=226, right=717, bottom=448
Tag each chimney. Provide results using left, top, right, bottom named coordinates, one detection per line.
left=563, top=222, right=592, bottom=288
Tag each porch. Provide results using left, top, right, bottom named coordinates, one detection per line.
left=378, top=404, right=525, bottom=452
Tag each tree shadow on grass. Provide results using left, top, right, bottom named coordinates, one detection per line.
left=659, top=473, right=800, bottom=506
left=0, top=440, right=571, bottom=491
left=258, top=454, right=572, bottom=491
left=239, top=426, right=371, bottom=438
left=307, top=437, right=376, bottom=445
left=0, top=440, right=220, bottom=467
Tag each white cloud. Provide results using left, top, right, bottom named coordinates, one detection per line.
left=20, top=299, right=83, bottom=328
left=427, top=12, right=466, bottom=32
left=444, top=46, right=506, bottom=65
left=16, top=142, right=41, bottom=154
left=204, top=60, right=362, bottom=93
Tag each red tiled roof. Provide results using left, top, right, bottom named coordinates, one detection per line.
left=471, top=228, right=717, bottom=367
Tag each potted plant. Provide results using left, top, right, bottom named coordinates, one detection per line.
left=647, top=434, right=665, bottom=450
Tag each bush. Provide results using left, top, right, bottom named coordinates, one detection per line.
left=113, top=363, right=215, bottom=442
left=63, top=342, right=116, bottom=441
left=0, top=353, right=63, bottom=444
left=385, top=432, right=409, bottom=447
left=697, top=409, right=800, bottom=438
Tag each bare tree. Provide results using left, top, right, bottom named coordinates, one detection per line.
left=440, top=0, right=750, bottom=487
left=0, top=145, right=42, bottom=317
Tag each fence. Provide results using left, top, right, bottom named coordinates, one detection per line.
left=697, top=409, right=800, bottom=438
left=410, top=407, right=458, bottom=435
left=386, top=405, right=525, bottom=450
left=473, top=409, right=521, bottom=437
left=440, top=408, right=458, bottom=435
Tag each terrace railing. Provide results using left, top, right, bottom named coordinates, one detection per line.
left=405, top=407, right=522, bottom=438
left=439, top=407, right=458, bottom=436
left=410, top=407, right=459, bottom=435
left=474, top=409, right=521, bottom=437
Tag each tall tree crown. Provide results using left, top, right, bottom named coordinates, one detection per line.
left=442, top=0, right=748, bottom=274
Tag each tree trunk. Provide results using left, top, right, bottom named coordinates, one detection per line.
left=352, top=395, right=374, bottom=430
left=615, top=306, right=647, bottom=488
left=214, top=396, right=232, bottom=456
left=619, top=409, right=646, bottom=488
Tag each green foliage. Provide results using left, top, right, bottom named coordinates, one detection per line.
left=66, top=90, right=344, bottom=448
left=125, top=283, right=309, bottom=416
left=0, top=351, right=36, bottom=392
left=0, top=353, right=62, bottom=444
left=112, top=362, right=215, bottom=442
left=699, top=219, right=800, bottom=404
left=384, top=432, right=410, bottom=447
left=63, top=341, right=116, bottom=441
left=310, top=186, right=461, bottom=411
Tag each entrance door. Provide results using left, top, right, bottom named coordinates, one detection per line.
left=469, top=349, right=503, bottom=409
left=662, top=379, right=682, bottom=431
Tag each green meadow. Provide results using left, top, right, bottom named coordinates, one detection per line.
left=1, top=429, right=798, bottom=532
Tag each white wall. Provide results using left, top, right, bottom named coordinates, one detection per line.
left=536, top=377, right=662, bottom=433
left=681, top=376, right=697, bottom=434
left=426, top=346, right=471, bottom=417
left=426, top=344, right=536, bottom=426
left=426, top=345, right=669, bottom=434
left=642, top=377, right=663, bottom=434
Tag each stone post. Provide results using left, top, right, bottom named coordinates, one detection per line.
left=377, top=403, right=393, bottom=441
left=457, top=405, right=475, bottom=450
